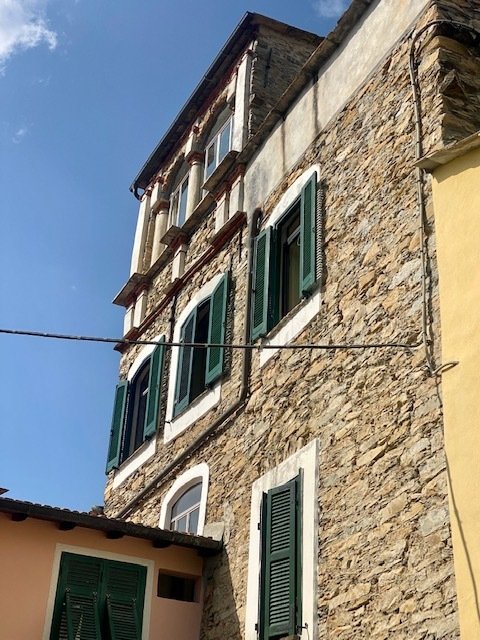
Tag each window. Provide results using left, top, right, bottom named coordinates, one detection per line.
left=49, top=552, right=146, bottom=640
left=259, top=476, right=302, bottom=640
left=173, top=273, right=229, bottom=416
left=251, top=173, right=317, bottom=340
left=169, top=483, right=202, bottom=533
left=106, top=339, right=165, bottom=472
left=169, top=173, right=189, bottom=228
left=158, top=572, right=198, bottom=602
left=204, top=117, right=232, bottom=180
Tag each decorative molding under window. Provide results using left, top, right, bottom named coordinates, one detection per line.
left=245, top=439, right=319, bottom=640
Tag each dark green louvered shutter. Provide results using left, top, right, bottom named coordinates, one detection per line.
left=174, top=309, right=196, bottom=416
left=260, top=476, right=301, bottom=640
left=143, top=338, right=165, bottom=439
left=251, top=227, right=272, bottom=340
left=51, top=554, right=102, bottom=640
left=106, top=380, right=128, bottom=473
left=300, top=173, right=316, bottom=294
left=105, top=560, right=146, bottom=640
left=205, top=273, right=229, bottom=385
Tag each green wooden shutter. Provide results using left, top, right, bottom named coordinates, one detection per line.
left=300, top=173, right=317, bottom=295
left=174, top=309, right=196, bottom=416
left=251, top=227, right=272, bottom=340
left=143, top=338, right=165, bottom=439
left=65, top=592, right=101, bottom=640
left=104, top=560, right=146, bottom=640
left=106, top=381, right=128, bottom=473
left=260, top=477, right=301, bottom=640
left=205, top=273, right=229, bottom=385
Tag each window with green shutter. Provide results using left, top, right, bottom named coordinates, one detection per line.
left=251, top=172, right=318, bottom=341
left=174, top=272, right=229, bottom=417
left=106, top=339, right=165, bottom=473
left=259, top=476, right=302, bottom=640
left=50, top=553, right=146, bottom=640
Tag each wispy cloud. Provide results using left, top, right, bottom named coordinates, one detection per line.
left=12, top=124, right=29, bottom=143
left=0, top=0, right=57, bottom=73
left=313, top=0, right=350, bottom=18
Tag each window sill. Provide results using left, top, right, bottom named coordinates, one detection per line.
left=258, top=288, right=321, bottom=367
left=202, top=150, right=239, bottom=193
left=164, top=383, right=221, bottom=443
left=112, top=437, right=156, bottom=489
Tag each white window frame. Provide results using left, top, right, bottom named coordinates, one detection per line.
left=159, top=463, right=210, bottom=536
left=42, top=543, right=155, bottom=640
left=169, top=172, right=190, bottom=228
left=204, top=117, right=233, bottom=181
left=259, top=165, right=322, bottom=366
left=164, top=274, right=224, bottom=442
left=245, top=439, right=319, bottom=640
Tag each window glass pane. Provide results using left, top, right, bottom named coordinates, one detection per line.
left=171, top=483, right=202, bottom=518
left=218, top=119, right=231, bottom=164
left=205, top=143, right=216, bottom=179
left=170, top=191, right=179, bottom=226
left=177, top=176, right=189, bottom=227
left=175, top=515, right=188, bottom=532
left=187, top=507, right=199, bottom=534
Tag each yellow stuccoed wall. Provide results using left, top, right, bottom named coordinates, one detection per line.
left=432, top=145, right=480, bottom=640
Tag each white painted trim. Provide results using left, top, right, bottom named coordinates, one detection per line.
left=159, top=463, right=210, bottom=535
left=42, top=543, right=155, bottom=640
left=259, top=166, right=322, bottom=366
left=164, top=273, right=224, bottom=442
left=112, top=336, right=163, bottom=487
left=245, top=440, right=319, bottom=640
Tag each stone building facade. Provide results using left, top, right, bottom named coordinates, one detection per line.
left=104, top=2, right=480, bottom=639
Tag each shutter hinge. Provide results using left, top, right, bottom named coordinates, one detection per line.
left=257, top=521, right=261, bottom=530
left=254, top=623, right=259, bottom=631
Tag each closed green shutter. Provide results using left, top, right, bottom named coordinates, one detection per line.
left=143, top=338, right=165, bottom=439
left=106, top=381, right=128, bottom=473
left=300, top=173, right=317, bottom=295
left=105, top=560, right=146, bottom=640
left=251, top=227, right=272, bottom=341
left=260, top=476, right=301, bottom=640
left=174, top=309, right=196, bottom=416
left=205, top=273, right=229, bottom=385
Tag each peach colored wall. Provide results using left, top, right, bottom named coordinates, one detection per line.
left=0, top=513, right=203, bottom=640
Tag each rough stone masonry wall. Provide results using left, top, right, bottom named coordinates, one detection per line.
left=103, top=2, right=480, bottom=639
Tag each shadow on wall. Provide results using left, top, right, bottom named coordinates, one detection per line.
left=200, top=551, right=241, bottom=640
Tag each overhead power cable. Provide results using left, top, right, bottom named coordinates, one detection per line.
left=0, top=327, right=420, bottom=351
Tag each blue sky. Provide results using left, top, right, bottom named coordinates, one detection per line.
left=0, top=0, right=348, bottom=511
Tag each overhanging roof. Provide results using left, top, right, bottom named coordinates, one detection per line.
left=0, top=497, right=221, bottom=554
left=130, top=12, right=322, bottom=195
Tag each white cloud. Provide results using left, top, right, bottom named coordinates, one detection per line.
left=0, top=0, right=57, bottom=73
left=12, top=124, right=29, bottom=143
left=313, top=0, right=350, bottom=18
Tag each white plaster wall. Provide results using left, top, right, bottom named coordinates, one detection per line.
left=244, top=0, right=429, bottom=212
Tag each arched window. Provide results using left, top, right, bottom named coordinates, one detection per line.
left=204, top=106, right=233, bottom=180
left=169, top=483, right=202, bottom=534
left=169, top=160, right=190, bottom=228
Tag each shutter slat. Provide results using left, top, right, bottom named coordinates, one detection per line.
left=65, top=592, right=101, bottom=640
left=107, top=597, right=141, bottom=640
left=106, top=381, right=128, bottom=473
left=252, top=228, right=272, bottom=340
left=174, top=309, right=196, bottom=416
left=316, top=179, right=326, bottom=285
left=300, top=173, right=317, bottom=294
left=206, top=273, right=229, bottom=385
left=143, top=339, right=165, bottom=439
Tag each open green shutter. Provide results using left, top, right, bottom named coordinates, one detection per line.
left=105, top=560, right=146, bottom=640
left=261, top=477, right=301, bottom=640
left=65, top=592, right=101, bottom=640
left=143, top=338, right=165, bottom=439
left=106, top=381, right=128, bottom=473
left=205, top=273, right=229, bottom=385
left=251, top=227, right=272, bottom=340
left=300, top=173, right=317, bottom=295
left=174, top=309, right=196, bottom=416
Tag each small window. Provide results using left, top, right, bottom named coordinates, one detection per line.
left=174, top=273, right=229, bottom=416
left=170, top=482, right=202, bottom=533
left=158, top=572, right=198, bottom=602
left=106, top=339, right=166, bottom=472
left=251, top=173, right=317, bottom=340
left=169, top=173, right=189, bottom=227
left=204, top=117, right=232, bottom=180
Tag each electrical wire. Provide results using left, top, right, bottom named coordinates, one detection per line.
left=0, top=327, right=421, bottom=352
